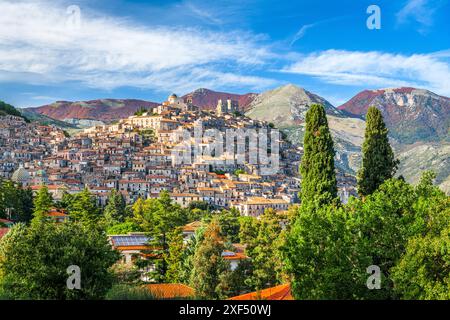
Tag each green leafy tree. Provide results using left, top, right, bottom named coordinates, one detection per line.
left=104, top=189, right=127, bottom=227
left=17, top=187, right=34, bottom=223
left=239, top=216, right=259, bottom=244
left=218, top=258, right=253, bottom=297
left=0, top=221, right=119, bottom=299
left=391, top=172, right=450, bottom=299
left=165, top=227, right=185, bottom=283
left=57, top=191, right=75, bottom=210
left=217, top=209, right=240, bottom=243
left=357, top=106, right=398, bottom=197
left=179, top=227, right=205, bottom=284
left=0, top=181, right=33, bottom=223
left=190, top=220, right=229, bottom=299
left=106, top=221, right=142, bottom=235
left=300, top=104, right=337, bottom=206
left=132, top=191, right=187, bottom=282
left=186, top=201, right=212, bottom=221
left=283, top=202, right=369, bottom=299
left=68, top=188, right=101, bottom=225
left=32, top=185, right=53, bottom=223
left=245, top=209, right=285, bottom=290
left=284, top=172, right=449, bottom=300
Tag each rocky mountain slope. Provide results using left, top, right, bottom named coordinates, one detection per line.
left=20, top=108, right=78, bottom=130
left=245, top=84, right=360, bottom=174
left=182, top=88, right=256, bottom=111
left=244, top=85, right=450, bottom=193
left=338, top=87, right=450, bottom=143
left=25, top=99, right=159, bottom=123
left=245, top=84, right=341, bottom=128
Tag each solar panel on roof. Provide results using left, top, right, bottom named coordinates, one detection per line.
left=221, top=251, right=236, bottom=257
left=111, top=235, right=150, bottom=246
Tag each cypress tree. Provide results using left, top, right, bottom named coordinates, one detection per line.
left=300, top=104, right=338, bottom=205
left=357, top=106, right=398, bottom=197
left=32, top=185, right=53, bottom=223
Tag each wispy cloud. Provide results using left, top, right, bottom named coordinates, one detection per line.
left=290, top=24, right=315, bottom=46
left=396, top=0, right=444, bottom=34
left=183, top=1, right=223, bottom=25
left=0, top=0, right=276, bottom=93
left=290, top=16, right=349, bottom=46
left=282, top=50, right=450, bottom=96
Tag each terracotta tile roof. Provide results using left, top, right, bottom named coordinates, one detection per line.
left=115, top=245, right=151, bottom=251
left=145, top=284, right=195, bottom=299
left=228, top=284, right=293, bottom=300
left=182, top=221, right=203, bottom=232
left=0, top=228, right=9, bottom=240
left=47, top=209, right=68, bottom=217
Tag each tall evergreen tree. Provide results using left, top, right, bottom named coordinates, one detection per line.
left=68, top=187, right=101, bottom=225
left=17, top=187, right=34, bottom=223
left=104, top=189, right=127, bottom=227
left=300, top=104, right=338, bottom=205
left=357, top=106, right=398, bottom=197
left=32, top=185, right=53, bottom=223
left=165, top=227, right=185, bottom=283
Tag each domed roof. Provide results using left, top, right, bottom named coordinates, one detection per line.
left=11, top=166, right=30, bottom=183
left=169, top=93, right=178, bottom=99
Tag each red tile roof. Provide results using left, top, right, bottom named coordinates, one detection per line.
left=228, top=284, right=293, bottom=300
left=0, top=228, right=10, bottom=240
left=145, top=284, right=195, bottom=299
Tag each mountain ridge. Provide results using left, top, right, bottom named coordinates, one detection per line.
left=338, top=87, right=450, bottom=143
left=25, top=99, right=159, bottom=123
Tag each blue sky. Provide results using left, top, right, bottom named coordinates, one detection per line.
left=0, top=0, right=449, bottom=108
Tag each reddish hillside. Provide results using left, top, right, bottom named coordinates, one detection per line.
left=26, top=99, right=159, bottom=123
left=338, top=87, right=450, bottom=143
left=26, top=89, right=256, bottom=122
left=182, top=88, right=256, bottom=111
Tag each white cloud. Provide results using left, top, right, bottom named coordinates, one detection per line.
left=396, top=0, right=441, bottom=33
left=0, top=0, right=276, bottom=92
left=282, top=49, right=450, bottom=96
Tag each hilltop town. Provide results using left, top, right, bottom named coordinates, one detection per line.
left=0, top=93, right=357, bottom=218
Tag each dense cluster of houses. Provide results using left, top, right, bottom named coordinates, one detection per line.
left=1, top=94, right=357, bottom=219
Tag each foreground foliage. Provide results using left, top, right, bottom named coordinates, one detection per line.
left=283, top=172, right=450, bottom=300
left=0, top=221, right=119, bottom=299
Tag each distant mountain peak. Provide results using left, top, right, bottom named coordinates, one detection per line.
left=338, top=87, right=450, bottom=143
left=245, top=84, right=341, bottom=128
